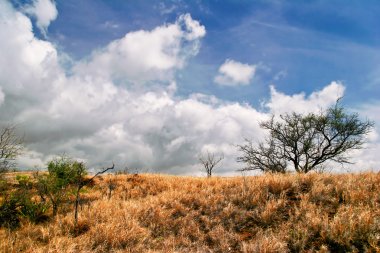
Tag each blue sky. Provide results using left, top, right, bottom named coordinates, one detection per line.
left=42, top=0, right=380, bottom=106
left=1, top=0, right=380, bottom=174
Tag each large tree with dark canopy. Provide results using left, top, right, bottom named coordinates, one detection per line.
left=237, top=100, right=374, bottom=173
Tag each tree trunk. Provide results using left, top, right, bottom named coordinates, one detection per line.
left=52, top=202, right=58, bottom=216
left=108, top=187, right=112, bottom=200
left=74, top=186, right=80, bottom=227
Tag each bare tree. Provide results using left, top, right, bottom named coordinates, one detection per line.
left=105, top=174, right=117, bottom=200
left=0, top=125, right=23, bottom=174
left=73, top=163, right=114, bottom=227
left=237, top=100, right=374, bottom=173
left=199, top=151, right=224, bottom=177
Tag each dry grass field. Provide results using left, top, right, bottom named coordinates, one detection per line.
left=1, top=172, right=380, bottom=252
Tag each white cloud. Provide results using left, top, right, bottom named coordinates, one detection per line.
left=266, top=81, right=345, bottom=115
left=0, top=1, right=61, bottom=123
left=178, top=13, right=206, bottom=40
left=101, top=21, right=119, bottom=29
left=265, top=83, right=379, bottom=173
left=1, top=2, right=379, bottom=175
left=345, top=101, right=380, bottom=172
left=24, top=0, right=58, bottom=37
left=214, top=59, right=256, bottom=86
left=74, top=13, right=205, bottom=84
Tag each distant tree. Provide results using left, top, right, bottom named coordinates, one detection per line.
left=237, top=100, right=374, bottom=173
left=0, top=125, right=23, bottom=174
left=199, top=151, right=224, bottom=177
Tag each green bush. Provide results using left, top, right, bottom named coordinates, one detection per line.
left=0, top=195, right=21, bottom=229
left=35, top=156, right=87, bottom=216
left=20, top=199, right=49, bottom=224
left=0, top=191, right=49, bottom=229
left=16, top=174, right=33, bottom=189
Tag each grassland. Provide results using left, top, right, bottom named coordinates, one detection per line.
left=1, top=172, right=380, bottom=252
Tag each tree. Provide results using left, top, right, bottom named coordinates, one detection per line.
left=237, top=138, right=287, bottom=173
left=35, top=156, right=78, bottom=216
left=199, top=151, right=224, bottom=177
left=72, top=162, right=114, bottom=227
left=35, top=156, right=114, bottom=225
left=0, top=125, right=24, bottom=229
left=237, top=100, right=374, bottom=173
left=0, top=125, right=23, bottom=174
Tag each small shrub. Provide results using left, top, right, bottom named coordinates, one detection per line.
left=20, top=200, right=49, bottom=224
left=16, top=174, right=33, bottom=189
left=0, top=195, right=21, bottom=229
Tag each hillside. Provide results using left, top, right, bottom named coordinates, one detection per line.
left=1, top=172, right=380, bottom=252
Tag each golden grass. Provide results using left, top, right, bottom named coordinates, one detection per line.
left=1, top=172, right=380, bottom=252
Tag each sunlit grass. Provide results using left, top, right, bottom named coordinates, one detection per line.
left=1, top=172, right=380, bottom=252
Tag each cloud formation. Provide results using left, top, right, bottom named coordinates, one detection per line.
left=24, top=0, right=57, bottom=37
left=0, top=1, right=378, bottom=175
left=74, top=13, right=205, bottom=84
left=214, top=59, right=256, bottom=86
left=266, top=81, right=345, bottom=115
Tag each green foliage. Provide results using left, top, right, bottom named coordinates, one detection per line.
left=0, top=155, right=92, bottom=231
left=19, top=199, right=49, bottom=224
left=35, top=156, right=87, bottom=216
left=0, top=195, right=21, bottom=229
left=0, top=155, right=110, bottom=231
left=0, top=189, right=48, bottom=229
left=0, top=178, right=8, bottom=193
left=16, top=174, right=32, bottom=189
left=47, top=156, right=79, bottom=185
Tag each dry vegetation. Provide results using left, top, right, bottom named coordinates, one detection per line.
left=1, top=172, right=380, bottom=252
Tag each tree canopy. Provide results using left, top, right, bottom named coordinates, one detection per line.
left=237, top=100, right=374, bottom=173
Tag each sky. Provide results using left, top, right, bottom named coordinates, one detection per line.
left=1, top=0, right=380, bottom=175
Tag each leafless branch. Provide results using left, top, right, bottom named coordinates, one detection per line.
left=199, top=151, right=224, bottom=177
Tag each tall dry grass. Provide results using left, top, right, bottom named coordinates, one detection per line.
left=1, top=172, right=380, bottom=252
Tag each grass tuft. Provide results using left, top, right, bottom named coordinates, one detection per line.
left=1, top=172, right=380, bottom=252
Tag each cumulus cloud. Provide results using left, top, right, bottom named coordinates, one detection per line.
left=214, top=59, right=256, bottom=86
left=265, top=82, right=379, bottom=173
left=346, top=102, right=380, bottom=172
left=24, top=0, right=58, bottom=37
left=0, top=1, right=61, bottom=122
left=266, top=81, right=345, bottom=115
left=1, top=1, right=379, bottom=175
left=178, top=13, right=206, bottom=40
left=74, top=13, right=205, bottom=84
